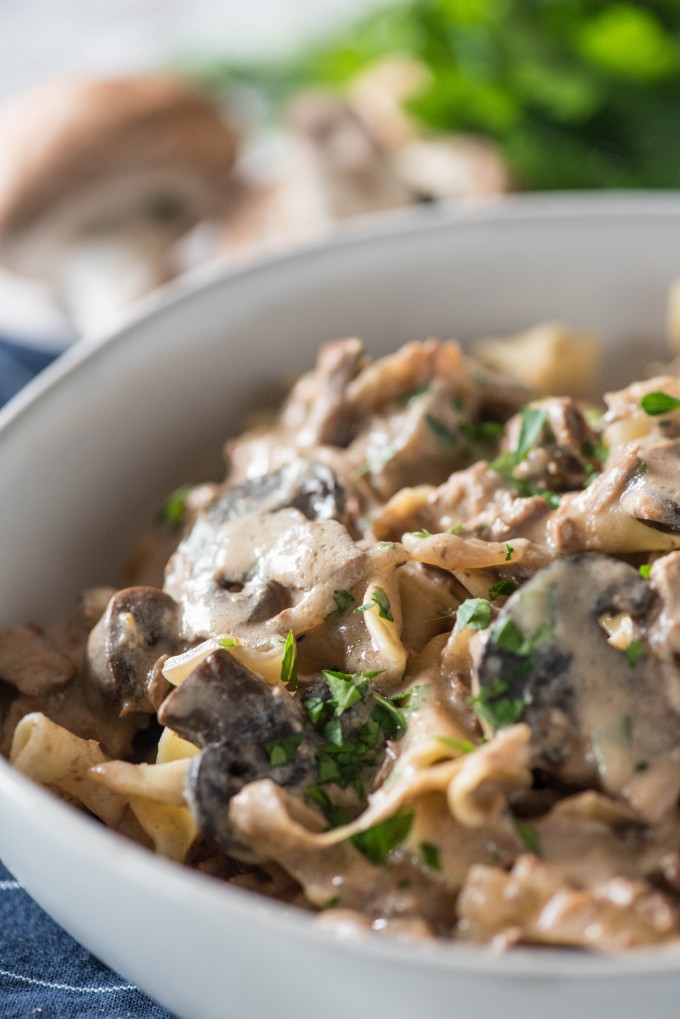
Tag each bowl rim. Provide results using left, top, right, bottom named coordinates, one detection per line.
left=4, top=190, right=680, bottom=981
left=4, top=187, right=680, bottom=432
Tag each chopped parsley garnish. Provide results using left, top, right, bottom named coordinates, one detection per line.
left=625, top=639, right=646, bottom=666
left=492, top=617, right=524, bottom=653
left=541, top=490, right=562, bottom=510
left=434, top=735, right=475, bottom=754
left=265, top=734, right=303, bottom=767
left=488, top=578, right=519, bottom=602
left=322, top=670, right=368, bottom=716
left=448, top=523, right=465, bottom=535
left=306, top=785, right=349, bottom=828
left=157, top=483, right=192, bottom=530
left=322, top=717, right=344, bottom=747
left=639, top=563, right=652, bottom=579
left=513, top=818, right=541, bottom=856
left=332, top=589, right=355, bottom=615
left=399, top=684, right=427, bottom=714
left=516, top=407, right=549, bottom=462
left=488, top=406, right=560, bottom=507
left=354, top=587, right=394, bottom=622
left=459, top=420, right=505, bottom=444
left=317, top=741, right=369, bottom=790
left=280, top=629, right=298, bottom=689
left=303, top=670, right=409, bottom=798
left=640, top=391, right=680, bottom=416
left=493, top=617, right=553, bottom=656
left=410, top=528, right=432, bottom=538
left=581, top=438, right=608, bottom=461
left=456, top=598, right=493, bottom=632
left=217, top=636, right=236, bottom=648
left=378, top=541, right=397, bottom=549
left=351, top=808, right=414, bottom=865
left=371, top=694, right=407, bottom=740
left=469, top=678, right=525, bottom=731
left=420, top=841, right=442, bottom=871
left=398, top=384, right=430, bottom=405
left=635, top=760, right=649, bottom=773
left=304, top=695, right=327, bottom=726
left=504, top=543, right=514, bottom=562
left=425, top=413, right=458, bottom=449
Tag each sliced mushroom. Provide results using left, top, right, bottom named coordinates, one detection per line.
left=476, top=555, right=680, bottom=796
left=87, top=586, right=184, bottom=715
left=164, top=460, right=366, bottom=642
left=620, top=440, right=680, bottom=534
left=0, top=75, right=238, bottom=332
left=159, top=649, right=314, bottom=857
left=213, top=458, right=347, bottom=525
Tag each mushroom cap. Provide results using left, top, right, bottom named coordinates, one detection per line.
left=0, top=75, right=239, bottom=243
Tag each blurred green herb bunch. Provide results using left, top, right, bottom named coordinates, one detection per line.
left=193, top=0, right=680, bottom=190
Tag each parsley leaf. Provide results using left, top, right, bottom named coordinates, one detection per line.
left=456, top=598, right=493, bottom=632
left=488, top=406, right=560, bottom=508
left=488, top=578, right=519, bottom=602
left=265, top=734, right=303, bottom=767
left=157, top=483, right=192, bottom=530
left=516, top=407, right=548, bottom=462
left=307, top=785, right=349, bottom=828
left=371, top=693, right=407, bottom=740
left=513, top=818, right=541, bottom=855
left=420, top=841, right=442, bottom=870
left=322, top=670, right=368, bottom=716
left=504, top=543, right=514, bottom=562
left=470, top=678, right=525, bottom=731
left=434, top=735, right=475, bottom=754
left=492, top=617, right=524, bottom=653
left=351, top=808, right=414, bottom=865
left=459, top=420, right=505, bottom=444
left=425, top=414, right=458, bottom=449
left=398, top=384, right=430, bottom=405
left=640, top=391, right=680, bottom=416
left=332, top=589, right=355, bottom=615
left=280, top=629, right=298, bottom=689
left=639, top=563, right=652, bottom=579
left=217, top=636, right=236, bottom=648
left=354, top=587, right=394, bottom=622
left=625, top=639, right=646, bottom=666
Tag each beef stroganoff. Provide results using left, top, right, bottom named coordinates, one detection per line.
left=5, top=326, right=680, bottom=951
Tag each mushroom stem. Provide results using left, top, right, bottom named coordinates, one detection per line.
left=56, top=226, right=178, bottom=335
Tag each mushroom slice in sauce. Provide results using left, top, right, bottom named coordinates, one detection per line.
left=87, top=586, right=184, bottom=715
left=159, top=649, right=314, bottom=857
left=165, top=503, right=367, bottom=643
left=476, top=554, right=680, bottom=798
left=214, top=458, right=347, bottom=525
left=620, top=440, right=680, bottom=534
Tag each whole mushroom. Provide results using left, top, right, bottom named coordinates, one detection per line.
left=0, top=75, right=238, bottom=333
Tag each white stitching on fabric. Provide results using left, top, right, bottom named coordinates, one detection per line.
left=0, top=968, right=137, bottom=993
left=0, top=881, right=20, bottom=890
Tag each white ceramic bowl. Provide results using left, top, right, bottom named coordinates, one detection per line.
left=3, top=194, right=680, bottom=1019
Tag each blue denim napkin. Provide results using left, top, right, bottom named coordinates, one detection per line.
left=0, top=859, right=177, bottom=1018
left=0, top=335, right=61, bottom=406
